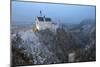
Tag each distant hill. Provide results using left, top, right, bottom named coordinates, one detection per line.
left=70, top=19, right=95, bottom=31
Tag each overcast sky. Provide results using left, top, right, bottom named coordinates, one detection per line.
left=12, top=1, right=95, bottom=25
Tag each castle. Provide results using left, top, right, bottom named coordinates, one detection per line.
left=33, top=11, right=59, bottom=32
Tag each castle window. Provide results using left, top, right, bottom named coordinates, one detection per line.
left=45, top=18, right=51, bottom=22
left=38, top=17, right=44, bottom=21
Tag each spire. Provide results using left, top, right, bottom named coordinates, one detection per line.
left=40, top=10, right=42, bottom=16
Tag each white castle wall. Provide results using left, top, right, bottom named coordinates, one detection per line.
left=35, top=17, right=59, bottom=32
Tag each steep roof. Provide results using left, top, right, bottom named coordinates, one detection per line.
left=37, top=17, right=44, bottom=21
left=37, top=16, right=52, bottom=22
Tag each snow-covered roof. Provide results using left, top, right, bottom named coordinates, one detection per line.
left=37, top=16, right=52, bottom=22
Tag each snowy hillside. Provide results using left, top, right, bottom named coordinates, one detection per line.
left=11, top=19, right=96, bottom=66
left=11, top=29, right=60, bottom=66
